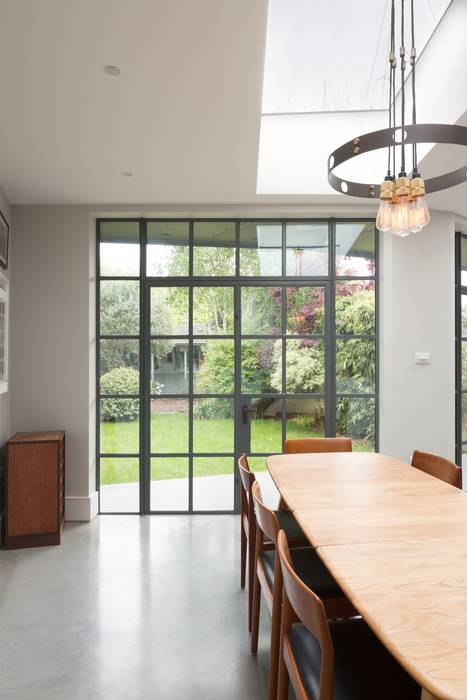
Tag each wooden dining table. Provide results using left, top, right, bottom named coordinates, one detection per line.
left=267, top=451, right=467, bottom=700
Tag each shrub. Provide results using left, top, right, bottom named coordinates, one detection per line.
left=100, top=367, right=162, bottom=422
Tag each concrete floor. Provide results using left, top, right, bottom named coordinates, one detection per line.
left=0, top=514, right=274, bottom=700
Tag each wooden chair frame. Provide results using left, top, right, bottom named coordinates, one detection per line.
left=411, top=450, right=462, bottom=489
left=285, top=437, right=353, bottom=454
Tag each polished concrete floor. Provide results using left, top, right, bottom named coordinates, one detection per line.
left=0, top=514, right=274, bottom=700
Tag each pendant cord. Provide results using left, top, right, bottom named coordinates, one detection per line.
left=411, top=0, right=418, bottom=173
left=387, top=0, right=396, bottom=177
left=400, top=0, right=406, bottom=175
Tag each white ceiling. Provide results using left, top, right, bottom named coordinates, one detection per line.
left=0, top=0, right=465, bottom=216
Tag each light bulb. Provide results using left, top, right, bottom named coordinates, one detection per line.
left=376, top=199, right=393, bottom=232
left=390, top=197, right=411, bottom=237
left=409, top=196, right=430, bottom=232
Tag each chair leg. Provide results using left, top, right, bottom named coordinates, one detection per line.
left=277, top=651, right=290, bottom=700
left=240, top=525, right=247, bottom=589
left=267, top=585, right=282, bottom=700
left=247, top=537, right=255, bottom=632
left=250, top=571, right=261, bottom=654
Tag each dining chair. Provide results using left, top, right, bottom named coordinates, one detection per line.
left=276, top=529, right=421, bottom=700
left=251, top=482, right=354, bottom=700
left=411, top=450, right=462, bottom=488
left=285, top=437, right=353, bottom=454
left=238, top=454, right=307, bottom=632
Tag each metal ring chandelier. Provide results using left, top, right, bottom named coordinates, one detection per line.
left=327, top=0, right=467, bottom=237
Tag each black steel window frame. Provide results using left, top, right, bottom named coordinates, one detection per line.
left=455, top=231, right=466, bottom=465
left=96, top=217, right=379, bottom=515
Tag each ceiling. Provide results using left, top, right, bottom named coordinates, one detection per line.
left=0, top=0, right=465, bottom=216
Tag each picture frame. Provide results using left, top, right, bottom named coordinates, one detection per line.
left=0, top=208, right=9, bottom=269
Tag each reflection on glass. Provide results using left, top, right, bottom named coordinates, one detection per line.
left=286, top=340, right=324, bottom=393
left=193, top=339, right=234, bottom=394
left=242, top=287, right=281, bottom=335
left=100, top=400, right=139, bottom=453
left=462, top=295, right=467, bottom=338
left=147, top=222, right=189, bottom=277
left=151, top=339, right=189, bottom=394
left=193, top=458, right=234, bottom=511
left=193, top=222, right=236, bottom=276
left=336, top=223, right=375, bottom=276
left=336, top=339, right=375, bottom=393
left=151, top=399, right=188, bottom=453
left=463, top=342, right=467, bottom=387
left=337, top=397, right=375, bottom=451
left=100, top=221, right=140, bottom=277
left=241, top=339, right=281, bottom=393
left=151, top=287, right=188, bottom=335
left=287, top=287, right=325, bottom=335
left=100, top=458, right=140, bottom=513
left=193, top=287, right=234, bottom=335
left=193, top=399, right=234, bottom=452
left=335, top=281, right=375, bottom=335
left=151, top=458, right=189, bottom=511
left=286, top=398, right=325, bottom=439
left=99, top=339, right=139, bottom=387
left=240, top=222, right=282, bottom=276
left=286, top=224, right=328, bottom=276
left=250, top=398, right=282, bottom=453
left=100, top=280, right=139, bottom=335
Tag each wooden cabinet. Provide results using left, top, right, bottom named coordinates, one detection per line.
left=5, top=431, right=65, bottom=549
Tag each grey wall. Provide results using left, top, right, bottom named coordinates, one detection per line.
left=9, top=205, right=459, bottom=518
left=0, top=186, right=11, bottom=455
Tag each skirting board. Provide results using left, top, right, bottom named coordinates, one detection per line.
left=65, top=492, right=99, bottom=522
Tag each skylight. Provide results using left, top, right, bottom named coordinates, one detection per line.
left=262, top=0, right=452, bottom=114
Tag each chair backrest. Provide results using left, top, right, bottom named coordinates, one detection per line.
left=238, top=453, right=255, bottom=502
left=277, top=530, right=334, bottom=700
left=251, top=480, right=279, bottom=544
left=411, top=450, right=462, bottom=489
left=285, top=437, right=352, bottom=454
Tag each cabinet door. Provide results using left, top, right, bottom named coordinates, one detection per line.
left=8, top=442, right=58, bottom=535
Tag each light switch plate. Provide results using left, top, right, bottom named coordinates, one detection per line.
left=415, top=352, right=431, bottom=364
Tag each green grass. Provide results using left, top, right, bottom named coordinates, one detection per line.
left=100, top=414, right=373, bottom=485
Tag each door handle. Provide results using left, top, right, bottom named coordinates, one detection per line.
left=242, top=405, right=257, bottom=424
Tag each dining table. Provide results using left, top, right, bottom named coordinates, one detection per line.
left=267, top=451, right=467, bottom=700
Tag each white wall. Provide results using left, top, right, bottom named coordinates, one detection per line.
left=0, top=186, right=11, bottom=455
left=379, top=210, right=456, bottom=463
left=9, top=204, right=458, bottom=519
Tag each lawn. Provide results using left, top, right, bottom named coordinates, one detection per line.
left=100, top=414, right=373, bottom=485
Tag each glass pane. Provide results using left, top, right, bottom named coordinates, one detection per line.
left=287, top=287, right=325, bottom=335
left=100, top=280, right=139, bottom=335
left=193, top=399, right=234, bottom=452
left=193, top=458, right=234, bottom=511
left=240, top=222, right=282, bottom=276
left=337, top=397, right=376, bottom=451
left=193, top=287, right=234, bottom=335
left=151, top=287, right=188, bottom=335
left=286, top=339, right=324, bottom=393
left=151, top=399, right=188, bottom=453
left=462, top=394, right=467, bottom=443
left=463, top=342, right=467, bottom=388
left=100, top=400, right=139, bottom=452
left=151, top=339, right=189, bottom=395
left=286, top=223, right=328, bottom=276
left=241, top=339, right=281, bottom=393
left=336, top=280, right=375, bottom=335
left=147, top=222, right=189, bottom=277
left=247, top=456, right=269, bottom=473
left=462, top=294, right=467, bottom=338
left=242, top=287, right=282, bottom=335
left=250, top=398, right=282, bottom=453
left=100, top=458, right=139, bottom=513
left=193, top=222, right=236, bottom=276
left=286, top=398, right=325, bottom=439
left=461, top=237, right=467, bottom=286
left=99, top=340, right=139, bottom=388
left=336, top=339, right=375, bottom=394
left=100, top=221, right=139, bottom=277
left=193, top=339, right=234, bottom=394
left=336, top=223, right=375, bottom=276
left=151, top=458, right=189, bottom=511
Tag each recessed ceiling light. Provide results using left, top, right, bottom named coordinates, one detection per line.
left=121, top=171, right=133, bottom=177
left=104, top=65, right=121, bottom=76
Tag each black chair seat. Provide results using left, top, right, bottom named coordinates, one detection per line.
left=260, top=547, right=343, bottom=600
left=275, top=509, right=306, bottom=540
left=288, top=619, right=420, bottom=700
